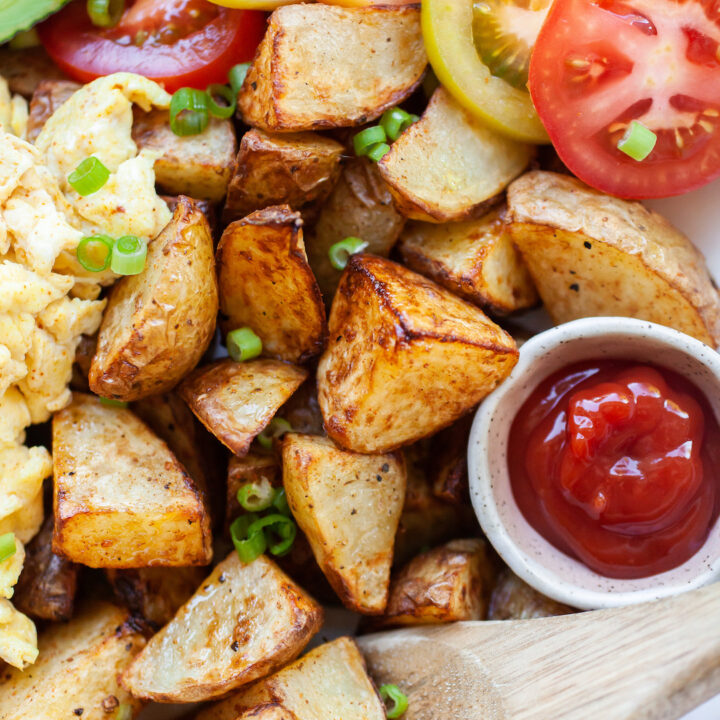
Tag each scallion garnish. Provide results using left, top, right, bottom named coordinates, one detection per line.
left=367, top=142, right=391, bottom=163
left=380, top=684, right=409, bottom=719
left=99, top=397, right=128, bottom=408
left=207, top=84, right=236, bottom=120
left=617, top=120, right=657, bottom=162
left=237, top=478, right=276, bottom=513
left=380, top=108, right=412, bottom=142
left=353, top=125, right=387, bottom=156
left=231, top=513, right=266, bottom=563
left=68, top=156, right=110, bottom=196
left=272, top=488, right=291, bottom=516
left=111, top=235, right=147, bottom=276
left=227, top=327, right=262, bottom=362
left=257, top=417, right=293, bottom=450
left=170, top=87, right=210, bottom=137
left=87, top=0, right=125, bottom=28
left=249, top=514, right=297, bottom=557
left=329, top=236, right=368, bottom=271
left=229, top=63, right=251, bottom=97
left=76, top=235, right=114, bottom=273
left=0, top=533, right=16, bottom=564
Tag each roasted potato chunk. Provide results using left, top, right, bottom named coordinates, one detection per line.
left=179, top=359, right=307, bottom=456
left=239, top=5, right=426, bottom=131
left=239, top=705, right=299, bottom=720
left=305, top=157, right=406, bottom=300
left=428, top=415, right=473, bottom=504
left=217, top=207, right=327, bottom=363
left=0, top=46, right=69, bottom=98
left=27, top=79, right=80, bottom=142
left=507, top=171, right=720, bottom=345
left=53, top=393, right=213, bottom=568
left=397, top=207, right=538, bottom=314
left=194, top=637, right=385, bottom=720
left=0, top=601, right=145, bottom=720
left=378, top=88, right=532, bottom=222
left=488, top=570, right=577, bottom=620
left=277, top=378, right=325, bottom=436
left=121, top=552, right=323, bottom=703
left=89, top=197, right=218, bottom=401
left=224, top=129, right=344, bottom=221
left=226, top=452, right=281, bottom=531
left=283, top=434, right=405, bottom=614
left=317, top=255, right=518, bottom=453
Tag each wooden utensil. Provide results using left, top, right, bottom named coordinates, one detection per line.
left=358, top=582, right=720, bottom=720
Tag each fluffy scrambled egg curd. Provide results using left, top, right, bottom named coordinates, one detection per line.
left=0, top=73, right=173, bottom=669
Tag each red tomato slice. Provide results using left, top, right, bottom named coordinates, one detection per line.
left=529, top=0, right=720, bottom=198
left=38, top=0, right=266, bottom=93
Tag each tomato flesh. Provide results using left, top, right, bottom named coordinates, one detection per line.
left=38, top=0, right=266, bottom=93
left=529, top=0, right=720, bottom=198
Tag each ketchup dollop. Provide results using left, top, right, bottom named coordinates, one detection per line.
left=508, top=361, right=720, bottom=579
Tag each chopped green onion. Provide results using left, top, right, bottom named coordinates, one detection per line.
left=170, top=87, right=209, bottom=137
left=76, top=235, right=114, bottom=273
left=0, top=533, right=16, bottom=564
left=68, top=156, right=110, bottom=196
left=354, top=126, right=387, bottom=156
left=229, top=63, right=251, bottom=97
left=207, top=84, right=236, bottom=119
left=617, top=120, right=657, bottom=162
left=99, top=397, right=128, bottom=408
left=227, top=327, right=262, bottom=362
left=272, top=488, right=291, bottom=516
left=401, top=114, right=420, bottom=133
left=329, top=236, right=369, bottom=271
left=115, top=703, right=133, bottom=720
left=87, top=0, right=125, bottom=27
left=248, top=514, right=297, bottom=557
left=367, top=142, right=391, bottom=163
left=380, top=684, right=409, bottom=719
left=257, top=417, right=293, bottom=450
left=381, top=108, right=412, bottom=142
left=111, top=235, right=147, bottom=276
left=237, top=478, right=276, bottom=512
left=230, top=513, right=266, bottom=563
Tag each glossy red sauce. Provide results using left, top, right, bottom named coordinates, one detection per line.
left=508, top=361, right=720, bottom=578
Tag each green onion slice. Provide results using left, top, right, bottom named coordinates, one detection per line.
left=229, top=63, right=251, bottom=96
left=0, top=533, right=16, bottom=564
left=115, top=703, right=133, bottom=720
left=353, top=125, right=387, bottom=156
left=248, top=514, right=297, bottom=557
left=227, top=327, right=262, bottom=362
left=68, top=156, right=110, bottom=196
left=272, top=488, right=291, bottom=516
left=230, top=512, right=266, bottom=563
left=380, top=108, right=412, bottom=142
left=367, top=142, right=391, bottom=163
left=380, top=684, right=409, bottom=719
left=617, top=120, right=657, bottom=162
left=257, top=417, right=293, bottom=450
left=170, top=87, right=209, bottom=137
left=207, top=84, right=236, bottom=119
left=99, top=397, right=128, bottom=408
left=237, top=478, right=276, bottom=512
left=76, top=235, right=114, bottom=273
left=401, top=114, right=420, bottom=133
left=87, top=0, right=125, bottom=27
left=329, top=236, right=369, bottom=271
left=111, top=235, right=147, bottom=276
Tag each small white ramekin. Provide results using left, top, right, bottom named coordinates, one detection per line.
left=468, top=317, right=720, bottom=610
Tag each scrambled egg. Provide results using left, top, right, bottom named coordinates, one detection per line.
left=0, top=77, right=27, bottom=141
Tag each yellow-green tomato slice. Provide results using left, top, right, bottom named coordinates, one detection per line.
left=422, top=0, right=549, bottom=144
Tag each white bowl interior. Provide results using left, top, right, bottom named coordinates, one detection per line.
left=469, top=318, right=720, bottom=610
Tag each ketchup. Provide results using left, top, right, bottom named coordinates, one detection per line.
left=508, top=361, right=720, bottom=579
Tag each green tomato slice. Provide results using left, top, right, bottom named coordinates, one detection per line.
left=0, top=0, right=72, bottom=45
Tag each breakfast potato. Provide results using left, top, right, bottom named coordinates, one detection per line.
left=428, top=415, right=473, bottom=504
left=226, top=452, right=281, bottom=531
left=217, top=207, right=327, bottom=363
left=305, top=157, right=406, bottom=300
left=106, top=566, right=206, bottom=628
left=317, top=255, right=518, bottom=453
left=193, top=637, right=385, bottom=720
left=238, top=705, right=299, bottom=720
left=239, top=4, right=426, bottom=131
left=179, top=359, right=307, bottom=456
left=282, top=434, right=406, bottom=614
left=277, top=378, right=325, bottom=436
left=378, top=88, right=532, bottom=223
left=223, top=129, right=344, bottom=221
left=488, top=570, right=577, bottom=620
left=70, top=332, right=97, bottom=392
left=13, top=514, right=78, bottom=622
left=0, top=601, right=145, bottom=720
left=397, top=207, right=538, bottom=314
left=53, top=393, right=213, bottom=568
left=121, top=552, right=324, bottom=703
left=507, top=171, right=720, bottom=346
left=26, top=79, right=80, bottom=142
left=89, top=197, right=218, bottom=401
left=0, top=46, right=69, bottom=98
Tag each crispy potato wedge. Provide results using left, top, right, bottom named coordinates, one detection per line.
left=226, top=452, right=281, bottom=531
left=0, top=601, right=145, bottom=719
left=239, top=705, right=299, bottom=720
left=239, top=4, right=426, bottom=131
left=305, top=158, right=406, bottom=300
left=317, top=255, right=518, bottom=453
left=179, top=359, right=307, bottom=456
left=224, top=129, right=344, bottom=221
left=26, top=79, right=80, bottom=142
left=121, top=552, right=323, bottom=703
left=71, top=333, right=97, bottom=392
left=283, top=434, right=405, bottom=613
left=397, top=207, right=538, bottom=314
left=0, top=46, right=69, bottom=98
left=13, top=513, right=78, bottom=622
left=53, top=393, right=213, bottom=568
left=507, top=171, right=720, bottom=345
left=217, top=207, right=327, bottom=363
left=194, top=637, right=384, bottom=720
left=89, top=197, right=218, bottom=401
left=488, top=570, right=577, bottom=620
left=277, top=378, right=325, bottom=436
left=378, top=88, right=532, bottom=223
left=428, top=415, right=473, bottom=504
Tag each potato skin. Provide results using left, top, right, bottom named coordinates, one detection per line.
left=89, top=197, right=218, bottom=401
left=488, top=570, right=577, bottom=620
left=0, top=46, right=69, bottom=98
left=27, top=79, right=81, bottom=142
